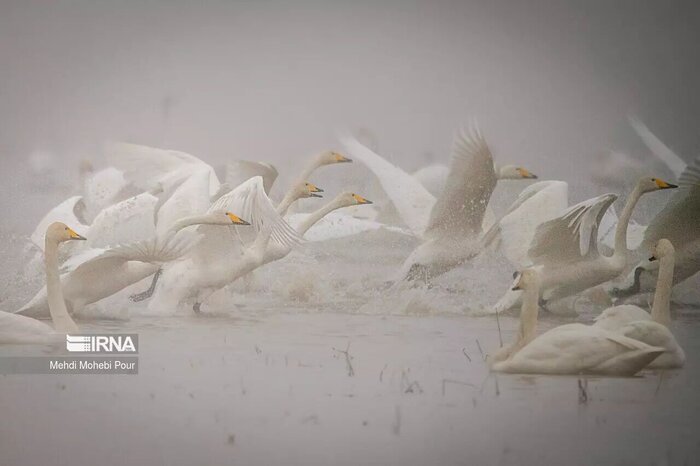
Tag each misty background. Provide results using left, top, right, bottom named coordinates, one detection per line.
left=1, top=0, right=698, bottom=231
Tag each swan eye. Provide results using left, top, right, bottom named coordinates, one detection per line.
left=651, top=178, right=656, bottom=182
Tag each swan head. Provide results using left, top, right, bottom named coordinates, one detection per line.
left=499, top=165, right=538, bottom=180
left=335, top=192, right=373, bottom=207
left=303, top=182, right=324, bottom=198
left=47, top=222, right=87, bottom=243
left=225, top=212, right=251, bottom=226
left=638, top=177, right=678, bottom=193
left=511, top=269, right=539, bottom=291
left=649, top=238, right=674, bottom=262
left=319, top=151, right=352, bottom=165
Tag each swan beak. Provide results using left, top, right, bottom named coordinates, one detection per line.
left=511, top=285, right=520, bottom=291
left=306, top=183, right=324, bottom=197
left=226, top=212, right=250, bottom=226
left=654, top=179, right=678, bottom=189
left=68, top=228, right=87, bottom=241
left=334, top=153, right=353, bottom=163
left=353, top=194, right=373, bottom=204
left=517, top=168, right=538, bottom=179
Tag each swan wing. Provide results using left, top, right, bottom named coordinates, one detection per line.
left=86, top=192, right=159, bottom=249
left=155, top=168, right=213, bottom=235
left=208, top=176, right=301, bottom=249
left=644, top=155, right=700, bottom=249
left=412, top=163, right=449, bottom=197
left=288, top=211, right=412, bottom=242
left=83, top=167, right=129, bottom=217
left=484, top=181, right=569, bottom=267
left=424, top=124, right=497, bottom=240
left=225, top=161, right=279, bottom=194
left=628, top=115, right=687, bottom=178
left=105, top=142, right=220, bottom=195
left=528, top=193, right=617, bottom=265
left=340, top=136, right=435, bottom=236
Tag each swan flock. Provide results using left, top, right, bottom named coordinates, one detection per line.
left=5, top=117, right=699, bottom=378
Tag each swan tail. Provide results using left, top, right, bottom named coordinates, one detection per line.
left=129, top=268, right=163, bottom=302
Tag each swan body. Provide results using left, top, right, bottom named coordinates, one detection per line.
left=412, top=164, right=449, bottom=197
left=490, top=269, right=664, bottom=375
left=2, top=223, right=85, bottom=344
left=595, top=239, right=685, bottom=369
left=147, top=177, right=299, bottom=313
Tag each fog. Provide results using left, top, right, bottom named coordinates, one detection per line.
left=1, top=0, right=698, bottom=230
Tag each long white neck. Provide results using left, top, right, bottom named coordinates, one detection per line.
left=517, top=280, right=540, bottom=348
left=298, top=198, right=347, bottom=236
left=651, top=253, right=675, bottom=327
left=45, top=239, right=79, bottom=334
left=170, top=214, right=223, bottom=233
left=297, top=156, right=323, bottom=184
left=614, top=185, right=643, bottom=254
left=277, top=190, right=300, bottom=216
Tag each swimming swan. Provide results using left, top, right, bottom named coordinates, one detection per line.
left=594, top=239, right=685, bottom=369
left=0, top=223, right=86, bottom=344
left=489, top=269, right=665, bottom=375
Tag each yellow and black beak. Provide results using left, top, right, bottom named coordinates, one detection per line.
left=654, top=178, right=678, bottom=190
left=334, top=153, right=353, bottom=163
left=68, top=228, right=87, bottom=241
left=517, top=168, right=538, bottom=179
left=511, top=271, right=522, bottom=290
left=352, top=194, right=373, bottom=205
left=306, top=183, right=324, bottom=198
left=226, top=212, right=251, bottom=226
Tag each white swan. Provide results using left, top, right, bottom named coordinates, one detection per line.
left=594, top=239, right=685, bottom=368
left=1, top=223, right=85, bottom=344
left=341, top=126, right=537, bottom=239
left=494, top=176, right=678, bottom=311
left=489, top=269, right=664, bottom=375
left=145, top=176, right=300, bottom=314
left=412, top=164, right=449, bottom=197
left=16, top=212, right=249, bottom=318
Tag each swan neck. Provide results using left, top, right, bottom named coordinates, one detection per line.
left=44, top=239, right=78, bottom=334
left=171, top=214, right=214, bottom=232
left=298, top=199, right=345, bottom=236
left=276, top=190, right=299, bottom=216
left=614, top=185, right=642, bottom=253
left=651, top=254, right=675, bottom=327
left=519, top=283, right=540, bottom=345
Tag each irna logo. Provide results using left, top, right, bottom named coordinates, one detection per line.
left=66, top=335, right=138, bottom=354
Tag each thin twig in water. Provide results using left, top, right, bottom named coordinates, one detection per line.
left=476, top=339, right=485, bottom=361
left=495, top=312, right=503, bottom=347
left=655, top=371, right=665, bottom=397
left=461, top=347, right=472, bottom=363
left=333, top=342, right=355, bottom=377
left=578, top=378, right=588, bottom=404
left=379, top=364, right=388, bottom=382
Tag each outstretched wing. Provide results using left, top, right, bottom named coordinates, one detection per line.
left=483, top=181, right=569, bottom=267
left=424, top=124, right=497, bottom=239
left=528, top=193, right=617, bottom=265
left=225, top=161, right=279, bottom=194
left=105, top=142, right=220, bottom=196
left=208, top=176, right=300, bottom=250
left=644, top=155, right=700, bottom=249
left=628, top=115, right=687, bottom=178
left=340, top=135, right=435, bottom=236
